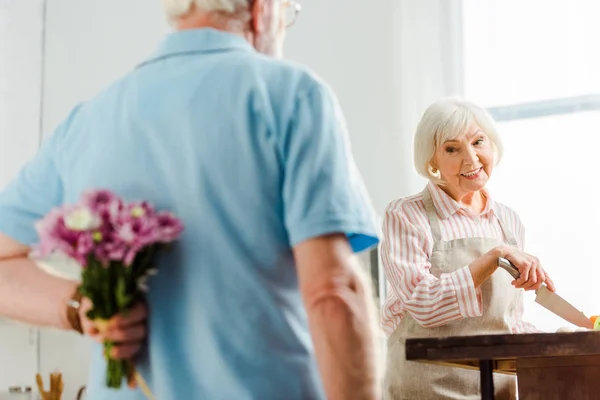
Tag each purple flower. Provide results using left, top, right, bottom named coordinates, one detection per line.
left=76, top=233, right=94, bottom=258
left=155, top=211, right=184, bottom=243
left=35, top=207, right=75, bottom=254
left=95, top=234, right=128, bottom=264
left=123, top=202, right=155, bottom=220
left=81, top=190, right=120, bottom=212
left=34, top=189, right=184, bottom=270
left=34, top=208, right=65, bottom=258
left=112, top=207, right=162, bottom=265
left=117, top=217, right=159, bottom=245
left=124, top=246, right=142, bottom=266
left=81, top=189, right=123, bottom=225
left=33, top=204, right=101, bottom=267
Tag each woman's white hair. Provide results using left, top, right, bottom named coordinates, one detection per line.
left=413, top=97, right=503, bottom=184
left=162, top=0, right=249, bottom=23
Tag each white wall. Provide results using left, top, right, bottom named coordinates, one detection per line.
left=0, top=0, right=45, bottom=394
left=0, top=0, right=399, bottom=396
left=285, top=1, right=397, bottom=211
left=0, top=0, right=44, bottom=186
left=42, top=0, right=169, bottom=135
left=391, top=0, right=465, bottom=197
left=42, top=0, right=398, bottom=211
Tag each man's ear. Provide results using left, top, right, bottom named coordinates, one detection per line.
left=249, top=0, right=266, bottom=35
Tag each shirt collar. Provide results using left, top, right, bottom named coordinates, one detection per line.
left=138, top=28, right=254, bottom=68
left=427, top=181, right=496, bottom=219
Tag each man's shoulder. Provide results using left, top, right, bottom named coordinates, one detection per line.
left=245, top=53, right=333, bottom=99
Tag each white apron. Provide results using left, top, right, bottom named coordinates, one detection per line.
left=384, top=188, right=521, bottom=399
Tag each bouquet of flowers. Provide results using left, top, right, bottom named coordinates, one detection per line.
left=33, top=189, right=184, bottom=398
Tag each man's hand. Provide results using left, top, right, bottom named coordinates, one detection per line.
left=79, top=298, right=148, bottom=360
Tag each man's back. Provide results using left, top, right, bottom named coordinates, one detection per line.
left=0, top=28, right=378, bottom=399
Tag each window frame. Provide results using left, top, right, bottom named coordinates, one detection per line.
left=487, top=94, right=600, bottom=122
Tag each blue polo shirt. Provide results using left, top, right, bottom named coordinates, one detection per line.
left=0, top=29, right=379, bottom=399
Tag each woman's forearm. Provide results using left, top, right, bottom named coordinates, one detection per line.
left=468, top=247, right=504, bottom=288
left=0, top=256, right=77, bottom=329
left=387, top=266, right=482, bottom=328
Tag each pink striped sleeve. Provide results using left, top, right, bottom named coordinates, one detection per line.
left=381, top=204, right=482, bottom=329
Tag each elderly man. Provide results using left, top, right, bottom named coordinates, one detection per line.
left=0, top=0, right=381, bottom=399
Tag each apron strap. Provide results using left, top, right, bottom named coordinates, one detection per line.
left=494, top=210, right=519, bottom=248
left=422, top=187, right=443, bottom=243
left=423, top=186, right=519, bottom=248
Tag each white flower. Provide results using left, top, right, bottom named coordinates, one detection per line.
left=137, top=275, right=149, bottom=293
left=64, top=207, right=101, bottom=231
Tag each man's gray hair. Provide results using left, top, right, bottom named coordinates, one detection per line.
left=163, top=0, right=250, bottom=22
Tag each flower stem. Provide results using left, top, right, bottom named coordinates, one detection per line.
left=105, top=354, right=126, bottom=388
left=134, top=369, right=156, bottom=400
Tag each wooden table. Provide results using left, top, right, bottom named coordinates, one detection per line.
left=405, top=331, right=600, bottom=400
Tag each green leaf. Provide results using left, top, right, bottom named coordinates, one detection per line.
left=115, top=276, right=131, bottom=311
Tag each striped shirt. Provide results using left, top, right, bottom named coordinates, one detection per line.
left=381, top=182, right=538, bottom=336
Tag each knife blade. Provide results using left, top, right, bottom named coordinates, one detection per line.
left=497, top=257, right=593, bottom=329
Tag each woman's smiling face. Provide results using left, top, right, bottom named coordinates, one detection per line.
left=431, top=124, right=494, bottom=199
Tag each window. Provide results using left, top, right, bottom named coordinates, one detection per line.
left=463, top=0, right=600, bottom=331
left=463, top=0, right=600, bottom=107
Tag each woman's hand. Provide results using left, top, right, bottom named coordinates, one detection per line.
left=469, top=247, right=556, bottom=292
left=504, top=248, right=556, bottom=292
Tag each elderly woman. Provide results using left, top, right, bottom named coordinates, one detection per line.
left=381, top=97, right=556, bottom=399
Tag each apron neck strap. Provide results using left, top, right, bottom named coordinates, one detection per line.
left=494, top=212, right=519, bottom=247
left=422, top=187, right=443, bottom=242
left=423, top=185, right=520, bottom=248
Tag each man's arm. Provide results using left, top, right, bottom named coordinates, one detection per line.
left=294, top=234, right=382, bottom=400
left=0, top=233, right=76, bottom=329
left=0, top=232, right=148, bottom=361
left=0, top=104, right=146, bottom=362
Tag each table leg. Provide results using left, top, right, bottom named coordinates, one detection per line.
left=480, top=359, right=495, bottom=400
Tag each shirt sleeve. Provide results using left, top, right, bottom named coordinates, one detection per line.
left=381, top=204, right=483, bottom=329
left=0, top=108, right=76, bottom=246
left=277, top=81, right=379, bottom=252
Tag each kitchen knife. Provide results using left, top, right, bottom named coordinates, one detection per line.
left=497, top=257, right=593, bottom=329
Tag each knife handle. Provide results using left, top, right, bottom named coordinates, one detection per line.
left=497, top=257, right=520, bottom=279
